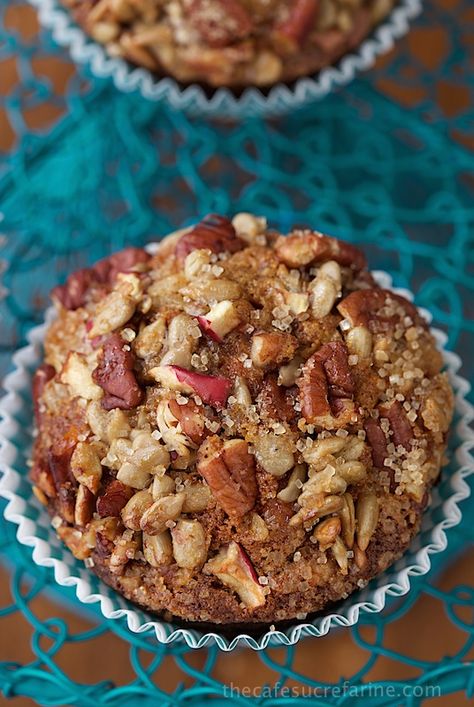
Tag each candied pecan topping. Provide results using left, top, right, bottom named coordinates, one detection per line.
left=169, top=398, right=215, bottom=444
left=32, top=364, right=55, bottom=421
left=257, top=375, right=296, bottom=424
left=197, top=436, right=257, bottom=518
left=383, top=401, right=413, bottom=450
left=96, top=479, right=134, bottom=518
left=338, top=289, right=420, bottom=331
left=47, top=448, right=76, bottom=490
left=175, top=214, right=244, bottom=263
left=51, top=247, right=149, bottom=311
left=364, top=418, right=388, bottom=468
left=275, top=231, right=366, bottom=270
left=92, top=334, right=143, bottom=410
left=298, top=341, right=355, bottom=423
left=275, top=0, right=320, bottom=46
left=188, top=0, right=252, bottom=48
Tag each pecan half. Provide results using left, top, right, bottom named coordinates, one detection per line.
left=96, top=478, right=134, bottom=517
left=338, top=289, right=421, bottom=332
left=297, top=341, right=356, bottom=427
left=188, top=0, right=252, bottom=48
left=32, top=364, right=56, bottom=422
left=175, top=214, right=244, bottom=263
left=274, top=0, right=320, bottom=47
left=197, top=436, right=257, bottom=519
left=275, top=231, right=366, bottom=271
left=92, top=334, right=143, bottom=410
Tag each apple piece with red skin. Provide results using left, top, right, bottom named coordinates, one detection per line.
left=150, top=365, right=231, bottom=408
left=204, top=541, right=265, bottom=609
left=197, top=300, right=241, bottom=343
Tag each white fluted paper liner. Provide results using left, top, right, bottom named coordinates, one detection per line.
left=28, top=0, right=422, bottom=117
left=0, top=270, right=472, bottom=651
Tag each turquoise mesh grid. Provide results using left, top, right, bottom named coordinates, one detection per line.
left=0, top=0, right=473, bottom=703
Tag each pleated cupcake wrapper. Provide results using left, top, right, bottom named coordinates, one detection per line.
left=28, top=0, right=422, bottom=117
left=0, top=270, right=473, bottom=650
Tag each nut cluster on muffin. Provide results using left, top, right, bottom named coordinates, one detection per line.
left=31, top=214, right=453, bottom=624
left=62, top=0, right=396, bottom=87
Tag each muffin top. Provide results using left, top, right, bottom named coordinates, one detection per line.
left=68, top=0, right=392, bottom=87
left=32, top=214, right=453, bottom=624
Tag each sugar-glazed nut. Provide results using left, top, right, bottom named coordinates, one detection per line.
left=96, top=479, right=134, bottom=518
left=277, top=464, right=307, bottom=502
left=61, top=352, right=103, bottom=401
left=251, top=332, right=298, bottom=369
left=143, top=531, right=173, bottom=567
left=197, top=436, right=257, bottom=519
left=152, top=474, right=176, bottom=500
left=70, top=441, right=102, bottom=494
left=116, top=461, right=151, bottom=489
left=339, top=492, right=356, bottom=548
left=175, top=214, right=243, bottom=263
left=160, top=313, right=201, bottom=368
left=109, top=529, right=140, bottom=574
left=92, top=334, right=143, bottom=410
left=345, top=325, right=373, bottom=359
left=57, top=526, right=92, bottom=560
left=309, top=260, right=341, bottom=319
left=133, top=316, right=166, bottom=360
left=171, top=519, right=207, bottom=569
left=274, top=231, right=366, bottom=271
left=204, top=541, right=265, bottom=609
left=312, top=516, right=341, bottom=550
left=74, top=484, right=95, bottom=527
left=382, top=401, right=413, bottom=450
left=289, top=493, right=344, bottom=527
left=184, top=249, right=212, bottom=281
left=337, top=288, right=420, bottom=331
left=156, top=399, right=198, bottom=470
left=121, top=490, right=154, bottom=530
left=354, top=542, right=368, bottom=570
left=232, top=212, right=267, bottom=244
left=254, top=432, right=295, bottom=477
left=331, top=536, right=349, bottom=574
left=278, top=356, right=303, bottom=387
left=356, top=492, right=379, bottom=551
left=140, top=492, right=185, bottom=535
left=88, top=290, right=137, bottom=337
left=182, top=483, right=212, bottom=512
left=297, top=341, right=356, bottom=428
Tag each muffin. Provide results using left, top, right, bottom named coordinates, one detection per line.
left=31, top=214, right=454, bottom=625
left=62, top=0, right=396, bottom=88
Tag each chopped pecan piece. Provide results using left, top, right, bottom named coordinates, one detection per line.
left=92, top=334, right=143, bottom=410
left=175, top=214, right=244, bottom=263
left=275, top=231, right=366, bottom=271
left=51, top=248, right=149, bottom=311
left=32, top=364, right=56, bottom=422
left=297, top=341, right=356, bottom=427
left=197, top=436, right=257, bottom=519
left=57, top=526, right=92, bottom=560
left=188, top=0, right=252, bottom=48
left=364, top=418, right=388, bottom=468
left=338, top=289, right=421, bottom=331
left=383, top=401, right=413, bottom=450
left=275, top=0, right=320, bottom=47
left=96, top=478, right=134, bottom=517
left=169, top=398, right=214, bottom=444
left=256, top=374, right=296, bottom=424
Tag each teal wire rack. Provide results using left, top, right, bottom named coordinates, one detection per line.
left=0, top=0, right=473, bottom=703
